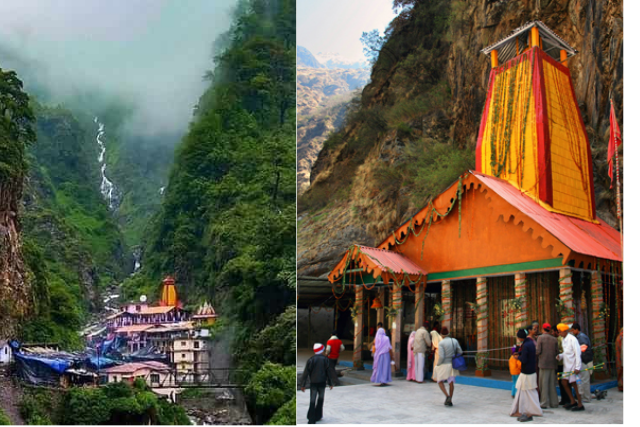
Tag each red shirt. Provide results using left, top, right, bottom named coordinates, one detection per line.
left=327, top=338, right=343, bottom=360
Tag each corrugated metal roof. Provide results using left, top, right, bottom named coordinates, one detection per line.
left=480, top=21, right=577, bottom=63
left=136, top=306, right=176, bottom=315
left=115, top=324, right=154, bottom=334
left=357, top=245, right=428, bottom=276
left=473, top=172, right=622, bottom=262
left=102, top=361, right=171, bottom=374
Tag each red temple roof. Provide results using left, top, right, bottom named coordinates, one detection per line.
left=329, top=244, right=428, bottom=283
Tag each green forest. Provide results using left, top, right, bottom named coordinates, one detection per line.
left=139, top=0, right=296, bottom=422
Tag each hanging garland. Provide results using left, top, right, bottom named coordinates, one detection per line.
left=516, top=51, right=534, bottom=186
left=442, top=283, right=452, bottom=327
left=590, top=267, right=607, bottom=369
left=514, top=275, right=528, bottom=328
left=475, top=352, right=489, bottom=371
left=558, top=273, right=574, bottom=324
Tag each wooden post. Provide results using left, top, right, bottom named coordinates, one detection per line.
left=515, top=273, right=528, bottom=329
left=353, top=285, right=364, bottom=370
left=376, top=287, right=386, bottom=327
left=442, top=280, right=452, bottom=331
left=531, top=27, right=540, bottom=48
left=491, top=50, right=499, bottom=68
left=308, top=307, right=312, bottom=349
left=415, top=282, right=425, bottom=330
left=476, top=277, right=490, bottom=377
left=590, top=271, right=607, bottom=379
left=391, top=281, right=403, bottom=376
left=559, top=268, right=575, bottom=325
left=560, top=49, right=567, bottom=64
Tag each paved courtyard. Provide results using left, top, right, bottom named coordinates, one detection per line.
left=296, top=378, right=623, bottom=424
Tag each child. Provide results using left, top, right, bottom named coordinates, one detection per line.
left=509, top=344, right=522, bottom=398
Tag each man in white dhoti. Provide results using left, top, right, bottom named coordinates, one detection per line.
left=510, top=329, right=543, bottom=420
left=557, top=323, right=584, bottom=411
left=412, top=321, right=431, bottom=383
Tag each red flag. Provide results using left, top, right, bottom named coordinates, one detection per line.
left=608, top=100, right=622, bottom=189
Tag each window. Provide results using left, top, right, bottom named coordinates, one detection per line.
left=194, top=341, right=200, bottom=349
left=150, top=374, right=160, bottom=384
left=182, top=354, right=186, bottom=359
left=136, top=305, right=141, bottom=312
left=181, top=341, right=186, bottom=346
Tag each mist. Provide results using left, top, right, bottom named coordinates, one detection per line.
left=0, top=0, right=237, bottom=137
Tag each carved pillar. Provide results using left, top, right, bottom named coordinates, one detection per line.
left=590, top=270, right=606, bottom=372
left=376, top=287, right=386, bottom=327
left=515, top=273, right=528, bottom=329
left=442, top=280, right=452, bottom=330
left=353, top=285, right=364, bottom=370
left=391, top=281, right=403, bottom=376
left=559, top=268, right=575, bottom=325
left=415, top=282, right=425, bottom=330
left=476, top=276, right=490, bottom=376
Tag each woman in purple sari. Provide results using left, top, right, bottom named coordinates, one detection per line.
left=371, top=327, right=393, bottom=385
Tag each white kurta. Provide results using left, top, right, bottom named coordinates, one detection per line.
left=558, top=333, right=582, bottom=383
left=431, top=331, right=442, bottom=381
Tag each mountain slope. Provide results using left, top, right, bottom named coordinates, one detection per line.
left=0, top=67, right=34, bottom=337
left=297, top=46, right=325, bottom=68
left=296, top=93, right=352, bottom=193
left=297, top=67, right=368, bottom=116
left=297, top=0, right=623, bottom=277
left=138, top=0, right=296, bottom=423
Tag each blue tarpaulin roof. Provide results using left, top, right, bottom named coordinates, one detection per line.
left=86, top=356, right=118, bottom=369
left=13, top=352, right=73, bottom=374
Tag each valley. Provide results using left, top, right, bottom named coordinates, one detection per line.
left=1, top=0, right=296, bottom=424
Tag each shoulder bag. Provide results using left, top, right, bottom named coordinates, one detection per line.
left=450, top=338, right=467, bottom=371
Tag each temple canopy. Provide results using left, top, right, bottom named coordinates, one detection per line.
left=193, top=302, right=218, bottom=320
left=480, top=21, right=577, bottom=64
left=160, top=276, right=178, bottom=306
left=329, top=244, right=427, bottom=285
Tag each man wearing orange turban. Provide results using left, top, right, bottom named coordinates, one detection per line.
left=557, top=323, right=584, bottom=411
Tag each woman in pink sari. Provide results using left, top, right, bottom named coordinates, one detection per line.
left=407, top=331, right=417, bottom=381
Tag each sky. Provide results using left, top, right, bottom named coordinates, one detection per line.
left=0, top=0, right=237, bottom=137
left=297, top=0, right=397, bottom=61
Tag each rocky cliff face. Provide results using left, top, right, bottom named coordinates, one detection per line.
left=297, top=67, right=368, bottom=116
left=296, top=64, right=368, bottom=194
left=297, top=96, right=350, bottom=193
left=298, top=0, right=623, bottom=277
left=0, top=180, right=32, bottom=337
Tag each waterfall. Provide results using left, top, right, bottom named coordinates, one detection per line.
left=132, top=246, right=142, bottom=273
left=94, top=117, right=118, bottom=210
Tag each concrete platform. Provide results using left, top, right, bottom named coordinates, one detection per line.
left=296, top=378, right=623, bottom=424
left=298, top=349, right=618, bottom=392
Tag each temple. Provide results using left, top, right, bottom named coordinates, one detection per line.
left=301, top=22, right=622, bottom=379
left=102, top=276, right=215, bottom=382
